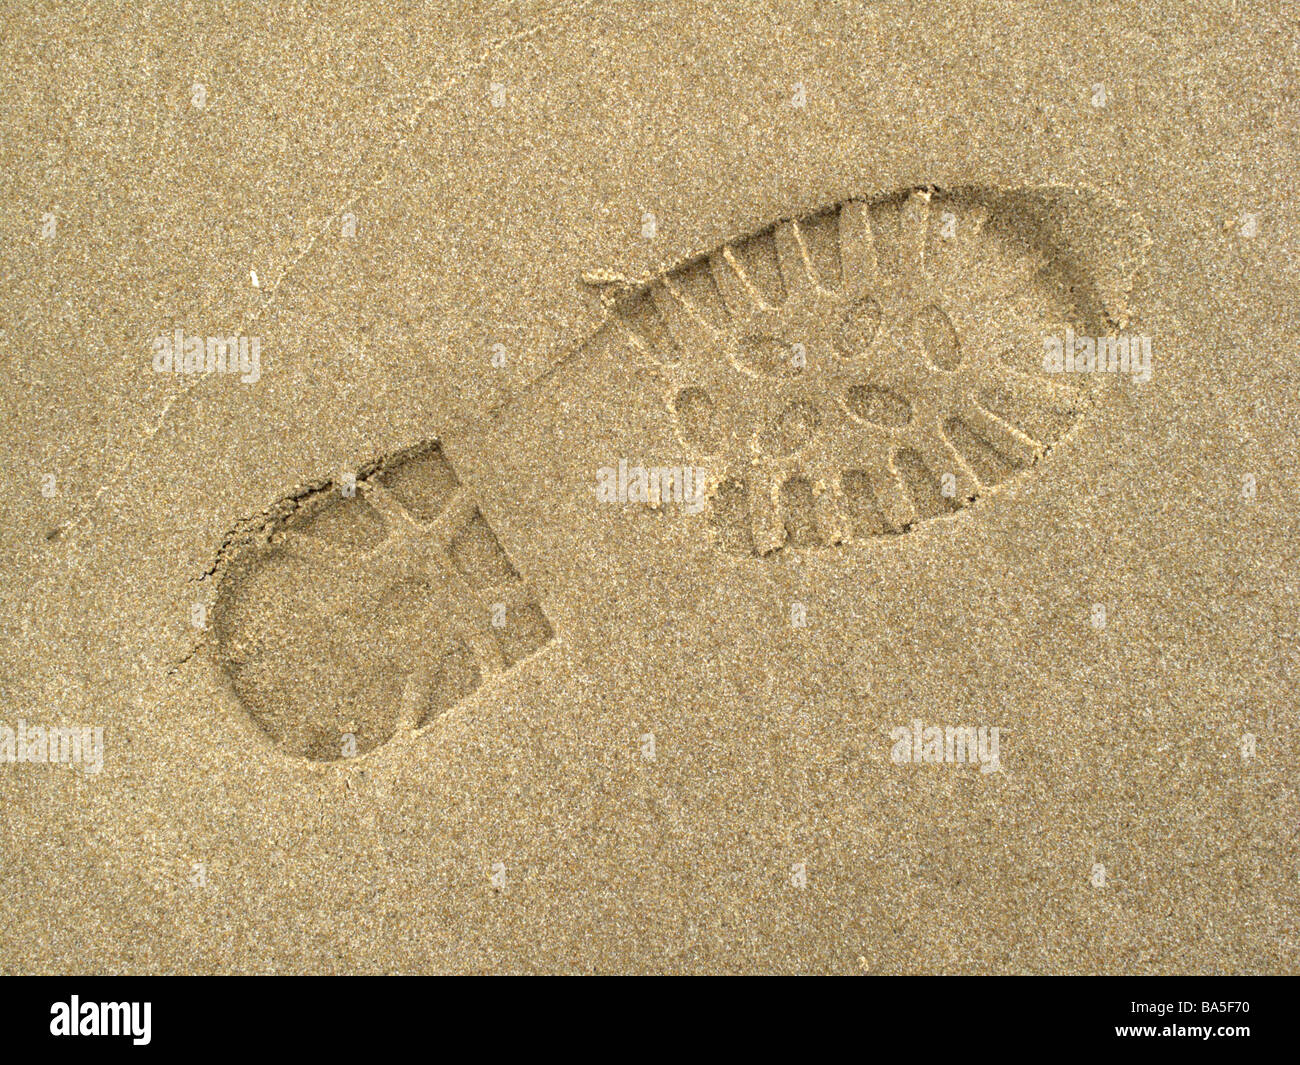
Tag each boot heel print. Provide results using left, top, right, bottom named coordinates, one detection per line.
left=212, top=441, right=553, bottom=761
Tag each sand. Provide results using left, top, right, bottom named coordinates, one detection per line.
left=0, top=0, right=1296, bottom=973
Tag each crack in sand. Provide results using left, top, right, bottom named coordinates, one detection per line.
left=56, top=0, right=598, bottom=544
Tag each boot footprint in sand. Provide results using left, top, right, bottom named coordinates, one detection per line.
left=207, top=184, right=1145, bottom=762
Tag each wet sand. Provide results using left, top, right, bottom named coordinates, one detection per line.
left=0, top=1, right=1296, bottom=973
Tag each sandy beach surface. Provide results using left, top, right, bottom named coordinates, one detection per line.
left=0, top=0, right=1296, bottom=973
